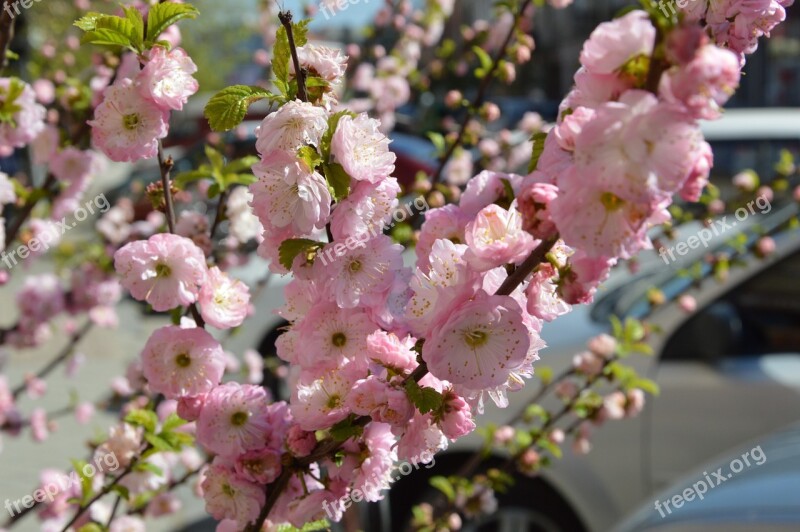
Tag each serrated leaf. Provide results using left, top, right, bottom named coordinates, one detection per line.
left=298, top=145, right=323, bottom=170
left=273, top=26, right=290, bottom=89
left=73, top=12, right=105, bottom=31
left=528, top=131, right=548, bottom=173
left=80, top=28, right=135, bottom=50
left=323, top=162, right=351, bottom=201
left=146, top=2, right=199, bottom=42
left=224, top=173, right=257, bottom=187
left=292, top=19, right=311, bottom=47
left=204, top=85, right=276, bottom=132
left=122, top=6, right=144, bottom=51
left=429, top=476, right=455, bottom=502
left=330, top=415, right=364, bottom=442
left=405, top=380, right=443, bottom=414
left=124, top=409, right=157, bottom=434
left=278, top=238, right=323, bottom=270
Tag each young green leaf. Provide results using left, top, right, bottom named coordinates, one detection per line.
left=528, top=131, right=548, bottom=173
left=322, top=162, right=351, bottom=201
left=405, top=380, right=443, bottom=414
left=204, top=85, right=277, bottom=132
left=146, top=2, right=200, bottom=43
left=278, top=238, right=324, bottom=270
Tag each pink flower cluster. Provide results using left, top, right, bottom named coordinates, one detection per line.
left=89, top=46, right=198, bottom=162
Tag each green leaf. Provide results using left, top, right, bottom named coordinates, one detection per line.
left=173, top=169, right=212, bottom=189
left=323, top=162, right=351, bottom=201
left=278, top=238, right=324, bottom=270
left=122, top=6, right=144, bottom=51
left=632, top=377, right=660, bottom=396
left=224, top=173, right=257, bottom=187
left=204, top=85, right=277, bottom=132
left=146, top=2, right=199, bottom=43
left=610, top=315, right=623, bottom=340
left=70, top=460, right=94, bottom=504
left=528, top=131, right=548, bottom=173
left=0, top=78, right=25, bottom=125
left=207, top=182, right=221, bottom=199
left=473, top=45, right=493, bottom=71
left=223, top=156, right=259, bottom=174
left=298, top=145, right=323, bottom=170
left=623, top=317, right=645, bottom=343
left=124, top=409, right=158, bottom=434
left=429, top=476, right=456, bottom=502
left=292, top=19, right=311, bottom=47
left=134, top=461, right=164, bottom=477
left=77, top=524, right=104, bottom=532
left=73, top=12, right=106, bottom=31
left=111, top=484, right=131, bottom=501
left=426, top=132, right=446, bottom=155
left=144, top=434, right=177, bottom=453
left=330, top=415, right=364, bottom=442
left=273, top=26, right=290, bottom=89
left=405, top=380, right=443, bottom=415
left=161, top=413, right=187, bottom=433
left=319, top=110, right=355, bottom=159
left=204, top=144, right=225, bottom=172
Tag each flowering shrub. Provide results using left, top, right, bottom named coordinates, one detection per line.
left=0, top=0, right=796, bottom=531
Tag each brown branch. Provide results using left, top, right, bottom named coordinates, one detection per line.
left=279, top=11, right=307, bottom=103
left=0, top=3, right=16, bottom=71
left=3, top=174, right=57, bottom=253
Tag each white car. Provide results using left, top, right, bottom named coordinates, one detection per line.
left=215, top=110, right=800, bottom=531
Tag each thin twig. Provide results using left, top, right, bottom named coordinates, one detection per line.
left=11, top=321, right=93, bottom=400
left=429, top=0, right=534, bottom=185
left=3, top=174, right=57, bottom=253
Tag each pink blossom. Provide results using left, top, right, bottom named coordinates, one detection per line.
left=525, top=266, right=571, bottom=322
left=396, top=412, right=447, bottom=462
left=0, top=78, right=46, bottom=156
left=323, top=234, right=403, bottom=309
left=0, top=171, right=16, bottom=205
left=415, top=205, right=470, bottom=271
left=329, top=422, right=397, bottom=502
left=680, top=141, right=713, bottom=202
left=659, top=45, right=740, bottom=120
left=459, top=170, right=522, bottom=216
left=365, top=331, right=417, bottom=373
left=331, top=113, right=396, bottom=184
left=557, top=251, right=615, bottom=304
left=587, top=333, right=617, bottom=358
left=196, top=383, right=272, bottom=458
left=145, top=493, right=182, bottom=518
left=17, top=274, right=65, bottom=324
left=30, top=408, right=49, bottom=442
left=234, top=447, right=282, bottom=484
left=177, top=395, right=205, bottom=422
left=254, top=100, right=328, bottom=156
left=109, top=516, right=146, bottom=532
left=94, top=423, right=142, bottom=470
left=437, top=390, right=475, bottom=440
left=292, top=302, right=376, bottom=370
left=198, top=267, right=250, bottom=329
left=424, top=290, right=530, bottom=389
left=50, top=147, right=98, bottom=183
left=347, top=376, right=414, bottom=426
left=89, top=78, right=169, bottom=162
left=202, top=463, right=265, bottom=526
left=464, top=203, right=535, bottom=271
left=678, top=294, right=697, bottom=313
left=290, top=365, right=362, bottom=431
left=295, top=44, right=348, bottom=83
left=137, top=46, right=198, bottom=111
left=579, top=11, right=655, bottom=74
left=517, top=181, right=559, bottom=239
left=114, top=233, right=208, bottom=312
left=251, top=151, right=331, bottom=234
left=286, top=425, right=317, bottom=457
left=329, top=178, right=400, bottom=240
left=140, top=326, right=225, bottom=400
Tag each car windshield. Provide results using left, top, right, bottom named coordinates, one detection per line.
left=591, top=202, right=800, bottom=323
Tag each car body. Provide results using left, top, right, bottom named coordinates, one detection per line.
left=613, top=422, right=800, bottom=532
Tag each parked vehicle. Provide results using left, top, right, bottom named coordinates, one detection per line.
left=614, top=422, right=800, bottom=532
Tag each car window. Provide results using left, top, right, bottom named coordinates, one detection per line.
left=662, top=247, right=800, bottom=362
